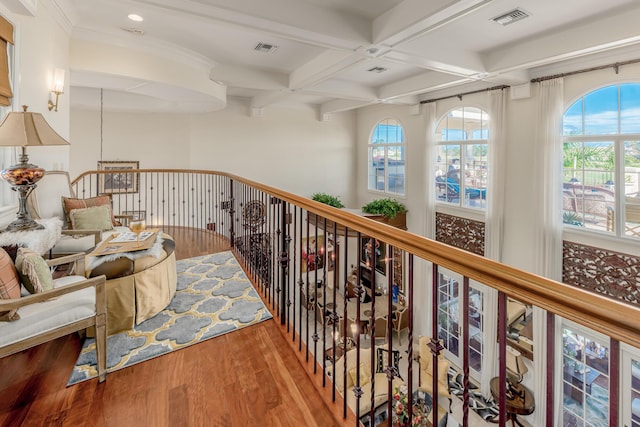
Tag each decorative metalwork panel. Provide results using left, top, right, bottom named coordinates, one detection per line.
left=563, top=240, right=640, bottom=305
left=435, top=212, right=485, bottom=255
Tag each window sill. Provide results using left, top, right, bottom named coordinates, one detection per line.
left=563, top=227, right=640, bottom=255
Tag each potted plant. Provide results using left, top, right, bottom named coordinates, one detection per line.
left=311, top=192, right=344, bottom=208
left=361, top=198, right=407, bottom=229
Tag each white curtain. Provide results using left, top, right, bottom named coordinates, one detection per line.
left=532, top=78, right=564, bottom=426
left=479, top=88, right=507, bottom=397
left=424, top=102, right=438, bottom=240
left=485, top=88, right=507, bottom=261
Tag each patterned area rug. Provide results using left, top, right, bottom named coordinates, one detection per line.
left=67, top=251, right=272, bottom=385
left=448, top=368, right=500, bottom=422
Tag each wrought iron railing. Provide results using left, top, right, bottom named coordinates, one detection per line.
left=73, top=169, right=640, bottom=427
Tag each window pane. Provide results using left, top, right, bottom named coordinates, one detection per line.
left=562, top=328, right=609, bottom=426
left=372, top=119, right=403, bottom=144
left=584, top=86, right=618, bottom=135
left=435, top=145, right=460, bottom=204
left=369, top=146, right=385, bottom=191
left=564, top=98, right=583, bottom=136
left=463, top=144, right=488, bottom=209
left=387, top=145, right=405, bottom=195
left=624, top=141, right=640, bottom=237
left=562, top=142, right=614, bottom=232
left=621, top=84, right=640, bottom=134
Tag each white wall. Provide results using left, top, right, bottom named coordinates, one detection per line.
left=189, top=98, right=357, bottom=201
left=1, top=0, right=71, bottom=171
left=69, top=98, right=357, bottom=204
left=69, top=107, right=192, bottom=178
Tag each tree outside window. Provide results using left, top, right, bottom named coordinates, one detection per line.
left=562, top=84, right=640, bottom=238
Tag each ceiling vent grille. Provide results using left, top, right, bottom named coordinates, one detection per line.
left=367, top=66, right=388, bottom=73
left=491, top=8, right=530, bottom=26
left=254, top=42, right=278, bottom=53
left=122, top=27, right=145, bottom=36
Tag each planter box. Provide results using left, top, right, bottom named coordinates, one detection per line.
left=362, top=211, right=407, bottom=230
left=307, top=211, right=407, bottom=235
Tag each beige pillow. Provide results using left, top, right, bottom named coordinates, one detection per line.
left=348, top=363, right=371, bottom=387
left=62, top=195, right=115, bottom=228
left=15, top=248, right=53, bottom=294
left=69, top=205, right=114, bottom=231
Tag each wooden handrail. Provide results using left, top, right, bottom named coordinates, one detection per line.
left=72, top=169, right=640, bottom=349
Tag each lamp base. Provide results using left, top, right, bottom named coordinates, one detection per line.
left=3, top=217, right=44, bottom=232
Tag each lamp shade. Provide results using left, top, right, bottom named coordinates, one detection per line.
left=0, top=105, right=70, bottom=147
left=506, top=345, right=528, bottom=380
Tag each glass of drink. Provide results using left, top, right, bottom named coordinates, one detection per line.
left=129, top=220, right=146, bottom=246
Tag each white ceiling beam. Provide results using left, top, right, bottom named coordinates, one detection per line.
left=250, top=90, right=293, bottom=109
left=137, top=0, right=370, bottom=50
left=305, top=79, right=377, bottom=102
left=377, top=70, right=472, bottom=100
left=209, top=65, right=288, bottom=91
left=289, top=50, right=369, bottom=90
left=383, top=49, right=486, bottom=78
left=320, top=99, right=377, bottom=115
left=483, top=4, right=640, bottom=74
left=372, top=0, right=494, bottom=47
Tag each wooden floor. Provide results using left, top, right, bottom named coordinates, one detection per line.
left=0, top=227, right=341, bottom=427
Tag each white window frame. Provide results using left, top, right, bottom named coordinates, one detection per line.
left=562, top=84, right=640, bottom=242
left=436, top=266, right=488, bottom=382
left=368, top=118, right=406, bottom=196
left=434, top=107, right=489, bottom=211
left=557, top=319, right=611, bottom=427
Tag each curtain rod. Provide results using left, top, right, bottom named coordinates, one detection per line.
left=531, top=58, right=640, bottom=83
left=420, top=84, right=509, bottom=104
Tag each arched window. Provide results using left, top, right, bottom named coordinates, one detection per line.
left=368, top=118, right=405, bottom=195
left=562, top=83, right=640, bottom=238
left=435, top=106, right=489, bottom=209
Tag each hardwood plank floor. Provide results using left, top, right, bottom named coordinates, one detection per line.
left=0, top=227, right=342, bottom=427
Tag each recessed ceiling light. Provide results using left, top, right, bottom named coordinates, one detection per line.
left=128, top=14, right=144, bottom=22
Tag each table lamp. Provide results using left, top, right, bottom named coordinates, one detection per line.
left=505, top=345, right=528, bottom=399
left=0, top=105, right=70, bottom=232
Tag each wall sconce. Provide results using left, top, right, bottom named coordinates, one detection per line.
left=47, top=68, right=65, bottom=112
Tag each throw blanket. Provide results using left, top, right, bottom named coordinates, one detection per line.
left=0, top=218, right=62, bottom=255
left=87, top=235, right=165, bottom=270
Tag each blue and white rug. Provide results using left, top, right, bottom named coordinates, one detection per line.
left=67, top=251, right=272, bottom=385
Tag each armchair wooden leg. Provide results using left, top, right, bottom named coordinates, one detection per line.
left=95, top=313, right=107, bottom=382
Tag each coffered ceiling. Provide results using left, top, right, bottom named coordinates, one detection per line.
left=58, top=0, right=640, bottom=113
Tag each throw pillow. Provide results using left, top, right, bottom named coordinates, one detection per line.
left=347, top=363, right=370, bottom=387
left=0, top=247, right=21, bottom=321
left=62, top=195, right=115, bottom=228
left=69, top=205, right=114, bottom=231
left=15, top=248, right=53, bottom=294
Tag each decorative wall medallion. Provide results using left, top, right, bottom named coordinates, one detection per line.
left=243, top=200, right=266, bottom=229
left=435, top=212, right=485, bottom=256
left=563, top=240, right=640, bottom=305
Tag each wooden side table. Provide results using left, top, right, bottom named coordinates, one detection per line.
left=490, top=377, right=535, bottom=427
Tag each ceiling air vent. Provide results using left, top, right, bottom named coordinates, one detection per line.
left=367, top=66, right=387, bottom=73
left=254, top=42, right=278, bottom=53
left=491, top=8, right=530, bottom=26
left=121, top=27, right=145, bottom=36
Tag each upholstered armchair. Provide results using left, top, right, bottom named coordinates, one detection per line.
left=329, top=345, right=403, bottom=417
left=0, top=251, right=108, bottom=381
left=417, top=336, right=452, bottom=411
